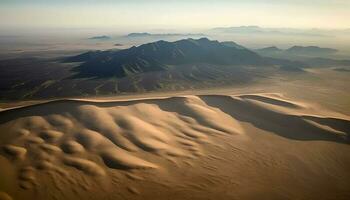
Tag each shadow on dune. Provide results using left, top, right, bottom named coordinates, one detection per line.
left=0, top=98, right=183, bottom=125
left=199, top=95, right=349, bottom=144
left=0, top=100, right=84, bottom=125
left=0, top=95, right=349, bottom=145
left=301, top=116, right=350, bottom=134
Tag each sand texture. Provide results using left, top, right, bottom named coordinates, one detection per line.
left=0, top=93, right=349, bottom=200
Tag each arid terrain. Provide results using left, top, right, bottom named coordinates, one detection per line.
left=1, top=35, right=350, bottom=200
left=1, top=4, right=350, bottom=199
left=0, top=0, right=350, bottom=200
left=1, top=85, right=349, bottom=200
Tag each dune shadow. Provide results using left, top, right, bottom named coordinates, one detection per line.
left=238, top=94, right=302, bottom=109
left=0, top=97, right=180, bottom=125
left=0, top=95, right=349, bottom=145
left=199, top=95, right=349, bottom=144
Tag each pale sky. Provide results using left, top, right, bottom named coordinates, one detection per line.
left=1, top=0, right=349, bottom=30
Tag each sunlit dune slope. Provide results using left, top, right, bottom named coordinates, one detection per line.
left=0, top=94, right=349, bottom=200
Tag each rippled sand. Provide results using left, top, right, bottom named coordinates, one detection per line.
left=0, top=93, right=349, bottom=200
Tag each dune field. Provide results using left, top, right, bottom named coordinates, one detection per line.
left=0, top=93, right=349, bottom=200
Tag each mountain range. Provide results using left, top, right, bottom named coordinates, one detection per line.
left=88, top=35, right=112, bottom=40
left=255, top=45, right=338, bottom=58
left=69, top=38, right=266, bottom=78
left=66, top=38, right=350, bottom=79
left=286, top=46, right=338, bottom=55
left=1, top=38, right=349, bottom=99
left=210, top=26, right=338, bottom=37
left=126, top=32, right=205, bottom=38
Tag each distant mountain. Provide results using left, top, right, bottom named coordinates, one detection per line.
left=88, top=35, right=111, bottom=40
left=211, top=26, right=329, bottom=37
left=255, top=45, right=338, bottom=58
left=212, top=26, right=262, bottom=33
left=286, top=46, right=338, bottom=56
left=256, top=46, right=283, bottom=54
left=68, top=38, right=266, bottom=78
left=126, top=32, right=205, bottom=38
left=127, top=32, right=152, bottom=37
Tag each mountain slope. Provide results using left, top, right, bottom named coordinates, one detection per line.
left=69, top=38, right=266, bottom=78
left=220, top=41, right=246, bottom=49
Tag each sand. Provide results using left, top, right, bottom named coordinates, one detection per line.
left=0, top=93, right=349, bottom=200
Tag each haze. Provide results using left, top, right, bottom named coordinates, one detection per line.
left=1, top=0, right=350, bottom=30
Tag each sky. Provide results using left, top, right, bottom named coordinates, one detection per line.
left=0, top=0, right=350, bottom=31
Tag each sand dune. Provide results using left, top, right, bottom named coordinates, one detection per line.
left=0, top=94, right=349, bottom=200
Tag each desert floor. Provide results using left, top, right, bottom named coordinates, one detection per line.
left=0, top=68, right=349, bottom=200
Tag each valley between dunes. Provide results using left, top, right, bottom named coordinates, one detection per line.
left=0, top=93, right=349, bottom=200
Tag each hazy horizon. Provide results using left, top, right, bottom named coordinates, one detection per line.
left=1, top=0, right=350, bottom=31
left=1, top=0, right=350, bottom=55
